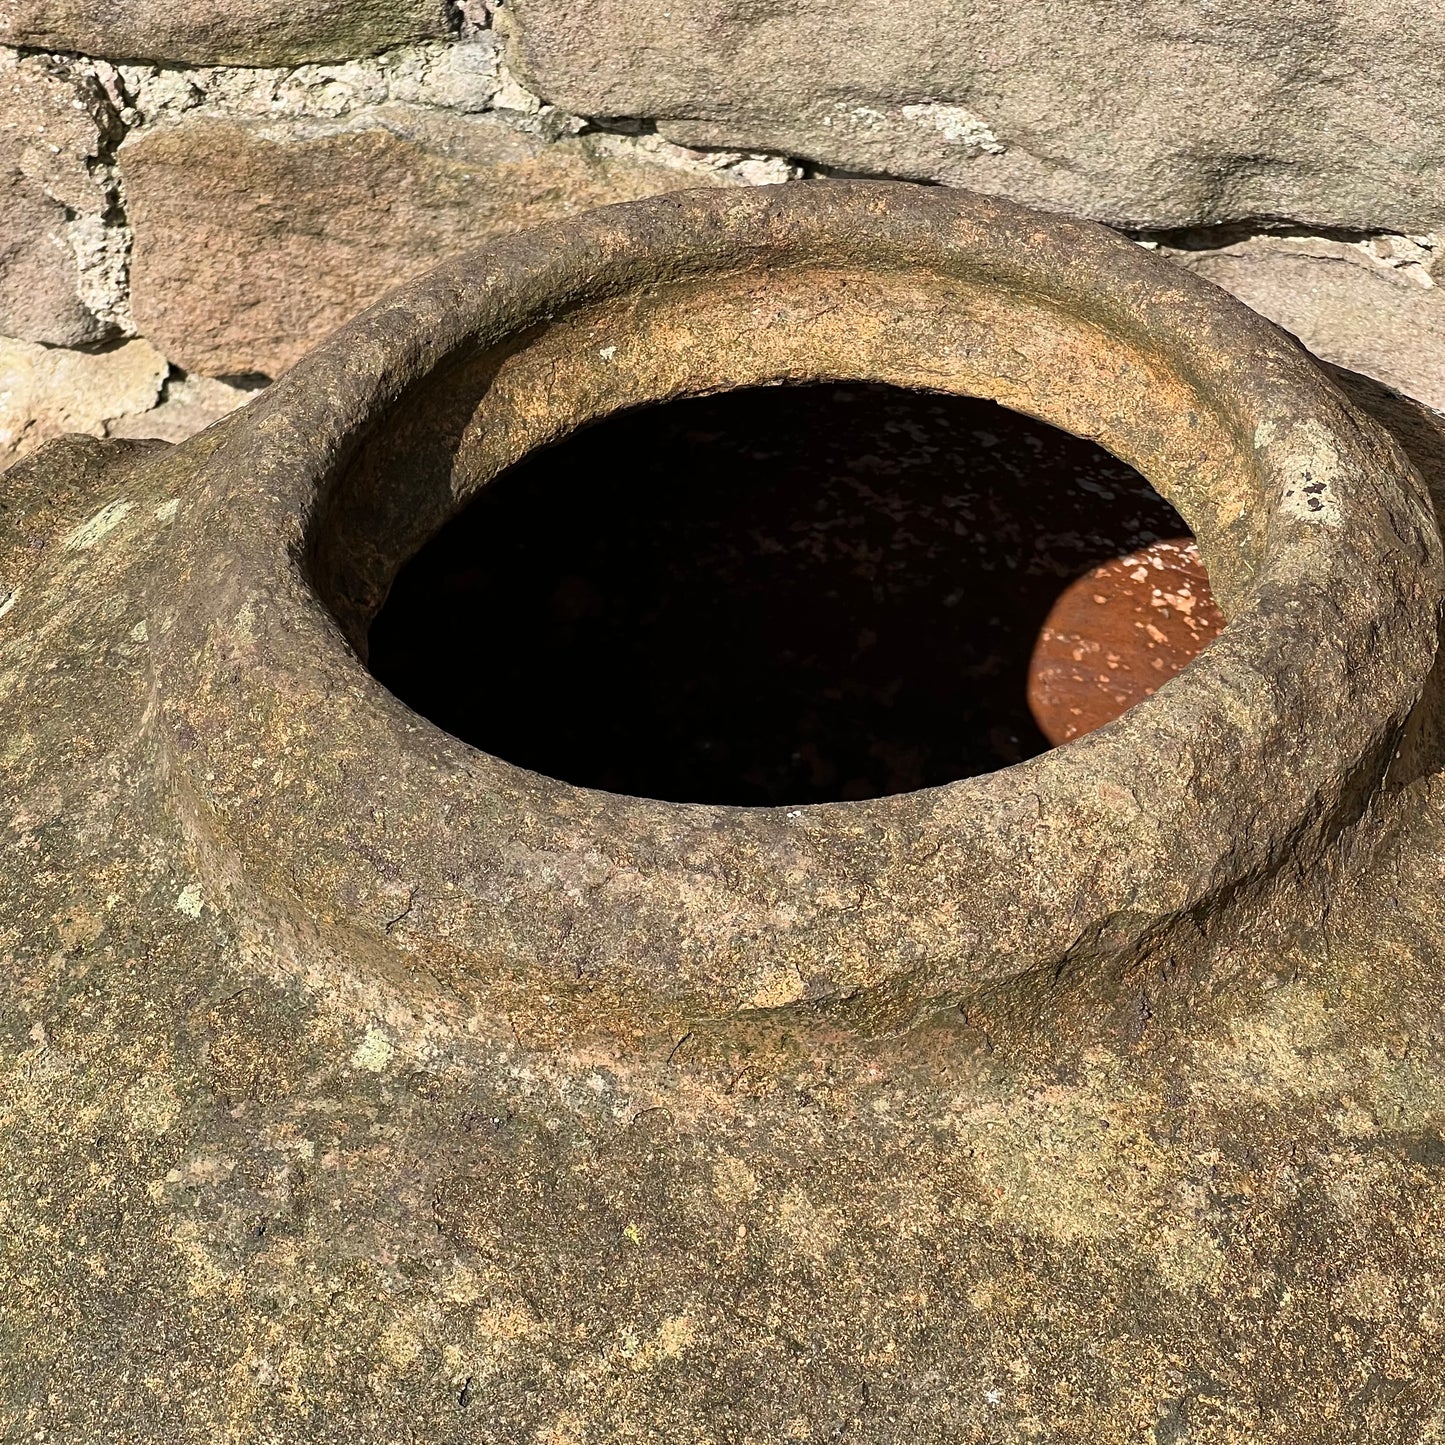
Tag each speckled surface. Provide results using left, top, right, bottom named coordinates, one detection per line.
left=4, top=184, right=1445, bottom=1441
left=1028, top=538, right=1224, bottom=746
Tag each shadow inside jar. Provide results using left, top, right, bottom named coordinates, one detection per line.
left=367, top=383, right=1222, bottom=806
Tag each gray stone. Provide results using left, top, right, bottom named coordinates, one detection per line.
left=506, top=0, right=1445, bottom=232
left=0, top=0, right=453, bottom=67
left=1160, top=231, right=1445, bottom=412
left=0, top=50, right=124, bottom=346
left=110, top=36, right=504, bottom=126
left=119, top=110, right=760, bottom=378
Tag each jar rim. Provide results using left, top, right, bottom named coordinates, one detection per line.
left=151, top=181, right=1443, bottom=1029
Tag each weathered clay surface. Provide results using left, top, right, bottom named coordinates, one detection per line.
left=1161, top=231, right=1445, bottom=412
left=4, top=185, right=1445, bottom=1441
left=121, top=113, right=752, bottom=378
left=0, top=49, right=123, bottom=346
left=0, top=335, right=167, bottom=467
left=507, top=0, right=1445, bottom=231
left=0, top=0, right=453, bottom=67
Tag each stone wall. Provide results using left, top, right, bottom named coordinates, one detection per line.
left=2, top=0, right=1441, bottom=468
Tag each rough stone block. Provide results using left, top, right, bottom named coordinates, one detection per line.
left=6, top=182, right=1445, bottom=1441
left=0, top=0, right=453, bottom=67
left=1164, top=234, right=1445, bottom=412
left=104, top=373, right=258, bottom=446
left=120, top=111, right=747, bottom=379
left=0, top=50, right=123, bottom=346
left=0, top=336, right=167, bottom=469
left=0, top=172, right=95, bottom=347
left=506, top=0, right=1445, bottom=232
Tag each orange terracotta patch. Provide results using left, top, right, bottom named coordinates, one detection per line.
left=1027, top=537, right=1225, bottom=746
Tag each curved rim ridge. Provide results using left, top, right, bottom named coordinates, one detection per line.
left=149, top=181, right=1444, bottom=1026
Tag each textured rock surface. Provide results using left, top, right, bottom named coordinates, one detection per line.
left=507, top=0, right=1445, bottom=231
left=3, top=186, right=1445, bottom=1442
left=0, top=336, right=167, bottom=467
left=1161, top=232, right=1445, bottom=412
left=147, top=185, right=1445, bottom=1019
left=120, top=112, right=765, bottom=378
left=104, top=372, right=258, bottom=446
left=0, top=0, right=453, bottom=67
left=0, top=50, right=125, bottom=346
left=111, top=36, right=505, bottom=125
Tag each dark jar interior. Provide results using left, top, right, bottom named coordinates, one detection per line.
left=367, top=383, right=1221, bottom=806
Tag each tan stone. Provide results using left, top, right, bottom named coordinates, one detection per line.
left=0, top=0, right=452, bottom=67
left=0, top=336, right=167, bottom=469
left=1162, top=234, right=1445, bottom=412
left=506, top=0, right=1445, bottom=232
left=0, top=50, right=123, bottom=346
left=120, top=110, right=742, bottom=378
left=107, top=374, right=258, bottom=445
left=0, top=171, right=92, bottom=347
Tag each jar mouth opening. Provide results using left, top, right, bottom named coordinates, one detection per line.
left=360, top=379, right=1219, bottom=808
left=155, top=183, right=1441, bottom=1021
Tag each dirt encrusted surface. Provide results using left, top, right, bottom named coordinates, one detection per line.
left=4, top=182, right=1445, bottom=1441
left=0, top=393, right=1442, bottom=1444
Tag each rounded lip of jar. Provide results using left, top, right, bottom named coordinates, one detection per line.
left=150, top=181, right=1444, bottom=1024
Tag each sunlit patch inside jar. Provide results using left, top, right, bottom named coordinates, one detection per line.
left=367, top=383, right=1224, bottom=806
left=1028, top=537, right=1224, bottom=745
